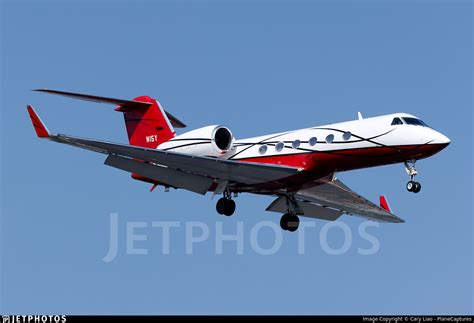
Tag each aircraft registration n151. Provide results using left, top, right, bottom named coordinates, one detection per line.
left=27, top=89, right=450, bottom=231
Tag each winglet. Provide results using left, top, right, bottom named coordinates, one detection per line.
left=27, top=105, right=50, bottom=138
left=379, top=195, right=391, bottom=213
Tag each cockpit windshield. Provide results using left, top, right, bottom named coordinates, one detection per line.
left=402, top=117, right=429, bottom=127
left=391, top=117, right=429, bottom=127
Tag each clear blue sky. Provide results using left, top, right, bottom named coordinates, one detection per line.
left=1, top=0, right=472, bottom=315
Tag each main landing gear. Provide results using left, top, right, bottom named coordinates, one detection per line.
left=216, top=190, right=236, bottom=216
left=405, top=160, right=421, bottom=193
left=280, top=213, right=300, bottom=232
left=279, top=195, right=300, bottom=232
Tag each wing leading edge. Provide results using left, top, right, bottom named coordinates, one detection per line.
left=27, top=106, right=299, bottom=191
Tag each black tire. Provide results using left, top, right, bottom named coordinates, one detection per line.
left=280, top=213, right=290, bottom=230
left=413, top=182, right=421, bottom=193
left=287, top=215, right=300, bottom=232
left=406, top=181, right=415, bottom=192
left=223, top=199, right=236, bottom=216
left=216, top=198, right=227, bottom=214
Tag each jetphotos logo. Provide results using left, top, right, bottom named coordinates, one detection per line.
left=102, top=213, right=381, bottom=262
left=1, top=316, right=66, bottom=323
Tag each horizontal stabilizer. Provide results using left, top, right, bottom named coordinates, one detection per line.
left=33, top=88, right=151, bottom=108
left=33, top=88, right=186, bottom=128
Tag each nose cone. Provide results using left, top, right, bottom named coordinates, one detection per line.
left=406, top=127, right=450, bottom=159
left=432, top=131, right=451, bottom=146
left=425, top=130, right=451, bottom=157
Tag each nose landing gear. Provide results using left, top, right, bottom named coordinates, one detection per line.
left=405, top=160, right=421, bottom=193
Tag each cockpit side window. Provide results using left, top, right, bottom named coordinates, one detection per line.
left=391, top=117, right=403, bottom=125
left=402, top=117, right=428, bottom=127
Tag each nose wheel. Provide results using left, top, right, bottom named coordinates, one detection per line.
left=406, top=181, right=421, bottom=193
left=405, top=160, right=422, bottom=193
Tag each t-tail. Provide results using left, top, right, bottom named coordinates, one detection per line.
left=33, top=89, right=186, bottom=148
left=115, top=95, right=176, bottom=148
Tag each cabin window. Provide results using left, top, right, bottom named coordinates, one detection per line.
left=391, top=117, right=403, bottom=125
left=325, top=134, right=334, bottom=143
left=259, top=145, right=268, bottom=154
left=292, top=140, right=301, bottom=149
left=343, top=131, right=352, bottom=141
left=308, top=137, right=318, bottom=146
left=275, top=142, right=284, bottom=152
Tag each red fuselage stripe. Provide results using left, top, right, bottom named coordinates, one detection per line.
left=233, top=143, right=448, bottom=172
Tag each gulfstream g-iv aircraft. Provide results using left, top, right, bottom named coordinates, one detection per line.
left=28, top=89, right=450, bottom=231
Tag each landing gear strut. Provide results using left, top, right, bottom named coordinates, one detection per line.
left=279, top=195, right=300, bottom=232
left=216, top=189, right=236, bottom=216
left=405, top=160, right=421, bottom=193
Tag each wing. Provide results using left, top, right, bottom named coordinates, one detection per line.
left=266, top=179, right=404, bottom=223
left=27, top=106, right=299, bottom=194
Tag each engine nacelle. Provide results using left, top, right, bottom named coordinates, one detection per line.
left=158, top=125, right=235, bottom=157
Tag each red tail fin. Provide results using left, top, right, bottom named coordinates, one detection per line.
left=116, top=96, right=175, bottom=148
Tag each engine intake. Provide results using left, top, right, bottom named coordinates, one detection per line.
left=213, top=126, right=233, bottom=152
